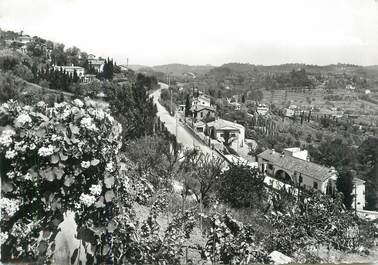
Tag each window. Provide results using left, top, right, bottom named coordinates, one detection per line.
left=313, top=181, right=318, bottom=189
left=200, top=112, right=203, bottom=118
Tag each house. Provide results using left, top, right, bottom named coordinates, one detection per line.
left=53, top=65, right=85, bottom=78
left=256, top=104, right=269, bottom=115
left=176, top=104, right=185, bottom=113
left=88, top=54, right=96, bottom=60
left=284, top=108, right=295, bottom=117
left=230, top=101, right=241, bottom=111
left=192, top=93, right=211, bottom=107
left=17, top=35, right=31, bottom=44
left=257, top=148, right=366, bottom=210
left=191, top=105, right=216, bottom=121
left=82, top=74, right=97, bottom=83
left=207, top=118, right=245, bottom=148
left=346, top=84, right=356, bottom=90
left=88, top=58, right=105, bottom=72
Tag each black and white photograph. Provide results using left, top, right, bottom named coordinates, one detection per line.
left=0, top=0, right=378, bottom=264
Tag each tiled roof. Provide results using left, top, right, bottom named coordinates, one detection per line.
left=207, top=118, right=244, bottom=131
left=258, top=149, right=336, bottom=182
left=191, top=104, right=215, bottom=112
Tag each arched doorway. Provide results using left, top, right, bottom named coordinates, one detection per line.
left=275, top=169, right=293, bottom=184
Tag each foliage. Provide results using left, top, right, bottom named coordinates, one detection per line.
left=336, top=169, right=355, bottom=209
left=200, top=213, right=271, bottom=264
left=217, top=165, right=267, bottom=209
left=265, top=191, right=373, bottom=256
left=180, top=152, right=223, bottom=207
left=107, top=73, right=157, bottom=140
left=0, top=98, right=122, bottom=263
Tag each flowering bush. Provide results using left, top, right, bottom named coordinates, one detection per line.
left=0, top=99, right=122, bottom=263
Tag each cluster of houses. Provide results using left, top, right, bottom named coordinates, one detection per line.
left=52, top=53, right=106, bottom=83
left=177, top=90, right=366, bottom=211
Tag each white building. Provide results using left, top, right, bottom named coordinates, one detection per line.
left=53, top=65, right=85, bottom=78
left=207, top=118, right=245, bottom=149
left=256, top=104, right=269, bottom=115
left=257, top=148, right=366, bottom=210
left=192, top=93, right=211, bottom=107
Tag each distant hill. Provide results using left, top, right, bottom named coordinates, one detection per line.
left=151, top=64, right=214, bottom=77
left=128, top=63, right=214, bottom=78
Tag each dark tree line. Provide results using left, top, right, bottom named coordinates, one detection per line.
left=35, top=67, right=80, bottom=92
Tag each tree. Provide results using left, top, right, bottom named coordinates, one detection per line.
left=358, top=137, right=378, bottom=209
left=336, top=169, right=355, bottom=209
left=184, top=94, right=191, bottom=117
left=180, top=152, right=223, bottom=207
left=217, top=165, right=267, bottom=209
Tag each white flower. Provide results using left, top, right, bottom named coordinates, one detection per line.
left=37, top=101, right=46, bottom=108
left=29, top=143, right=36, bottom=150
left=0, top=129, right=15, bottom=147
left=73, top=99, right=84, bottom=108
left=5, top=149, right=17, bottom=159
left=0, top=198, right=20, bottom=217
left=14, top=141, right=27, bottom=152
left=105, top=162, right=114, bottom=172
left=0, top=232, right=8, bottom=244
left=6, top=171, right=15, bottom=179
left=61, top=109, right=71, bottom=120
left=14, top=113, right=32, bottom=128
left=38, top=145, right=54, bottom=157
left=23, top=172, right=32, bottom=180
left=80, top=117, right=98, bottom=131
left=81, top=161, right=91, bottom=169
left=91, top=109, right=105, bottom=120
left=79, top=193, right=96, bottom=207
left=89, top=184, right=102, bottom=196
left=51, top=134, right=62, bottom=142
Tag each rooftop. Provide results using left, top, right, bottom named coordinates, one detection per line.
left=258, top=149, right=336, bottom=182
left=191, top=104, right=216, bottom=112
left=207, top=118, right=245, bottom=131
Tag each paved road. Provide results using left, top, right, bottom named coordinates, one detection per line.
left=150, top=83, right=214, bottom=155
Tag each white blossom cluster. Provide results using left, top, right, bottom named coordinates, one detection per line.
left=0, top=232, right=8, bottom=244
left=14, top=113, right=32, bottom=128
left=0, top=129, right=15, bottom=147
left=14, top=140, right=27, bottom=153
left=73, top=99, right=84, bottom=108
left=81, top=161, right=91, bottom=169
left=38, top=145, right=54, bottom=157
left=79, top=193, right=96, bottom=207
left=105, top=161, right=115, bottom=172
left=80, top=117, right=98, bottom=131
left=0, top=197, right=20, bottom=217
left=5, top=149, right=17, bottom=159
left=89, top=184, right=102, bottom=196
left=50, top=134, right=62, bottom=142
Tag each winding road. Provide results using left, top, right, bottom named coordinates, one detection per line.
left=150, top=83, right=214, bottom=155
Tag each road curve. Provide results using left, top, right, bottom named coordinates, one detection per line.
left=150, top=83, right=214, bottom=155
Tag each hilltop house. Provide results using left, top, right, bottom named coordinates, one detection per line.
left=257, top=148, right=366, bottom=210
left=88, top=58, right=105, bottom=72
left=207, top=118, right=245, bottom=149
left=53, top=65, right=85, bottom=78
left=256, top=104, right=269, bottom=115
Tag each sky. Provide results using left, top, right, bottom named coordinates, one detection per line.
left=0, top=0, right=378, bottom=66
